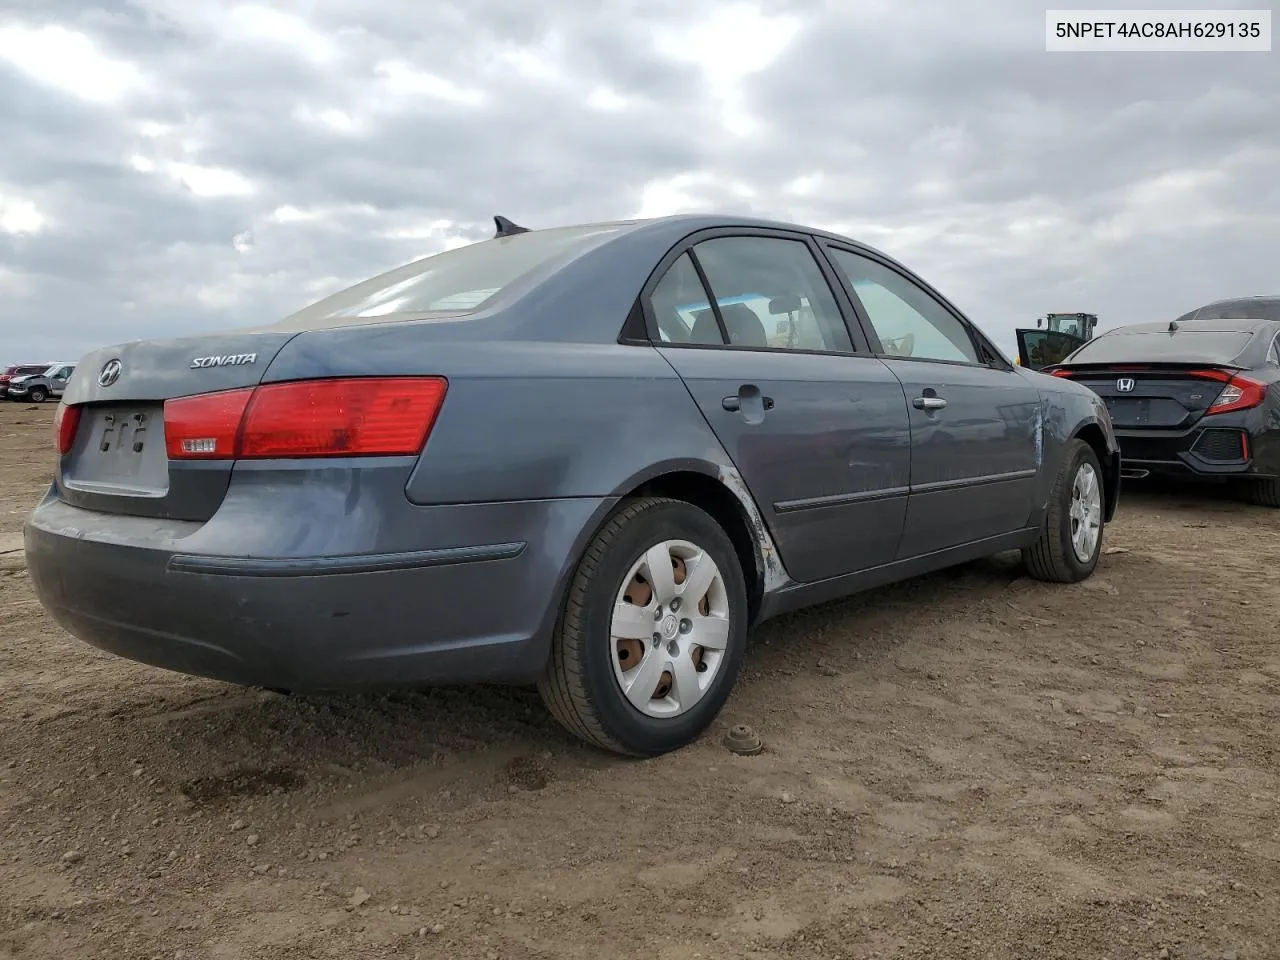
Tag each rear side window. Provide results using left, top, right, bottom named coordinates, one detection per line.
left=650, top=253, right=725, bottom=345
left=275, top=224, right=624, bottom=328
left=693, top=237, right=853, bottom=352
left=1069, top=329, right=1253, bottom=364
left=647, top=236, right=854, bottom=353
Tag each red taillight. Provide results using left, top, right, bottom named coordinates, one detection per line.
left=163, top=377, right=448, bottom=460
left=1200, top=372, right=1266, bottom=416
left=164, top=388, right=254, bottom=459
left=54, top=402, right=81, bottom=456
left=241, top=378, right=448, bottom=458
left=1050, top=369, right=1074, bottom=378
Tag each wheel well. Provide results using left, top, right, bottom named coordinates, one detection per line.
left=1074, top=423, right=1119, bottom=519
left=628, top=471, right=765, bottom=623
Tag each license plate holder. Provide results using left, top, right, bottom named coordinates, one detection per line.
left=1105, top=396, right=1150, bottom=425
left=63, top=404, right=169, bottom=494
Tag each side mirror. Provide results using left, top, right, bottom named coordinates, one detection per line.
left=768, top=294, right=801, bottom=315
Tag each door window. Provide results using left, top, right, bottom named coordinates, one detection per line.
left=649, top=237, right=854, bottom=353
left=827, top=249, right=979, bottom=364
left=693, top=237, right=853, bottom=353
left=649, top=252, right=725, bottom=345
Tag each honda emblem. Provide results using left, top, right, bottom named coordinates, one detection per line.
left=1116, top=377, right=1135, bottom=393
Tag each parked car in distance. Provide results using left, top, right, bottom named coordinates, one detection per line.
left=25, top=213, right=1120, bottom=757
left=1173, top=295, right=1280, bottom=324
left=7, top=362, right=77, bottom=403
left=1046, top=311, right=1280, bottom=505
left=0, top=363, right=51, bottom=399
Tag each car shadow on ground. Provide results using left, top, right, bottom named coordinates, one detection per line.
left=70, top=478, right=1239, bottom=809
left=57, top=476, right=1248, bottom=808
left=1119, top=474, right=1256, bottom=511
left=78, top=547, right=1033, bottom=816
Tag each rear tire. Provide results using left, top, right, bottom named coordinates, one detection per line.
left=1246, top=478, right=1280, bottom=507
left=1023, top=439, right=1104, bottom=583
left=538, top=496, right=749, bottom=757
left=27, top=387, right=47, bottom=403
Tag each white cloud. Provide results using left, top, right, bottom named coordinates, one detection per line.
left=167, top=162, right=255, bottom=197
left=587, top=87, right=630, bottom=112
left=0, top=24, right=145, bottom=104
left=227, top=4, right=340, bottom=62
left=293, top=105, right=360, bottom=133
left=0, top=193, right=46, bottom=235
left=374, top=61, right=485, bottom=106
left=633, top=173, right=757, bottom=219
left=653, top=2, right=801, bottom=136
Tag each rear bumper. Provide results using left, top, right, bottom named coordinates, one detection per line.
left=1116, top=419, right=1271, bottom=480
left=24, top=493, right=613, bottom=691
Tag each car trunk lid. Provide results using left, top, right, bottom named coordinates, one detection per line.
left=1051, top=363, right=1237, bottom=430
left=56, top=331, right=299, bottom=522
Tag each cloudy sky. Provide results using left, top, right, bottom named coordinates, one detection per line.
left=1, top=0, right=1277, bottom=365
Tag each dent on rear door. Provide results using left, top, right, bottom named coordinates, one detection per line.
left=659, top=347, right=912, bottom=583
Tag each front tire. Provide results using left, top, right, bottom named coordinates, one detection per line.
left=1023, top=439, right=1105, bottom=583
left=539, top=496, right=749, bottom=757
left=27, top=387, right=47, bottom=403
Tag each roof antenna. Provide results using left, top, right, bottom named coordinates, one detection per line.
left=493, top=215, right=530, bottom=238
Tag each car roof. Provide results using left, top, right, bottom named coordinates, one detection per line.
left=1174, top=296, right=1280, bottom=323
left=585, top=213, right=895, bottom=251
left=1063, top=316, right=1279, bottom=367
left=1102, top=317, right=1278, bottom=336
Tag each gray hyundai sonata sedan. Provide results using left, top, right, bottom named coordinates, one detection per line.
left=25, top=213, right=1120, bottom=756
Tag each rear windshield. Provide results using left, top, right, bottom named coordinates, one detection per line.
left=273, top=224, right=624, bottom=329
left=1175, top=300, right=1280, bottom=323
left=1067, top=329, right=1253, bottom=365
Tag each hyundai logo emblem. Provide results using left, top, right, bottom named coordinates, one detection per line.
left=98, top=359, right=122, bottom=387
left=1116, top=377, right=1135, bottom=393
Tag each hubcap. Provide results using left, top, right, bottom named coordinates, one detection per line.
left=610, top=539, right=730, bottom=719
left=1069, top=461, right=1102, bottom=563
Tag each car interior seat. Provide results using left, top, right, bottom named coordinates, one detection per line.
left=719, top=303, right=769, bottom=347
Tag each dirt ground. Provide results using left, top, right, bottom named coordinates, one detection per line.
left=1, top=403, right=1277, bottom=960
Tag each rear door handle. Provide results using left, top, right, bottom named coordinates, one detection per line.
left=722, top=394, right=775, bottom=412
left=723, top=390, right=774, bottom=415
left=912, top=396, right=947, bottom=410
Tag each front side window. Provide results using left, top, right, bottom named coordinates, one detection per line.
left=827, top=249, right=979, bottom=364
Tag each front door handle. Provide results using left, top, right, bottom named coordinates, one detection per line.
left=912, top=396, right=947, bottom=411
